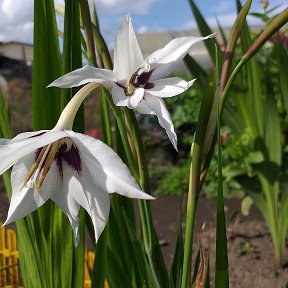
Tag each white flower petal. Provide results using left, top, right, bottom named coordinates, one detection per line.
left=136, top=95, right=178, bottom=150
left=78, top=162, right=110, bottom=243
left=52, top=160, right=110, bottom=243
left=0, top=130, right=67, bottom=175
left=111, top=85, right=130, bottom=107
left=50, top=171, right=81, bottom=245
left=147, top=35, right=214, bottom=80
left=112, top=86, right=144, bottom=109
left=3, top=154, right=59, bottom=225
left=146, top=78, right=196, bottom=98
left=65, top=131, right=154, bottom=200
left=48, top=65, right=116, bottom=89
left=129, top=88, right=144, bottom=108
left=113, top=14, right=144, bottom=81
left=11, top=130, right=48, bottom=142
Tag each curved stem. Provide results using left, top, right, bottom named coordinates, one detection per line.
left=54, top=83, right=100, bottom=130
left=219, top=58, right=246, bottom=115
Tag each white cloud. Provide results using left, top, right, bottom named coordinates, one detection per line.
left=211, top=0, right=235, bottom=14
left=94, top=0, right=158, bottom=14
left=1, top=0, right=33, bottom=23
left=182, top=12, right=264, bottom=30
left=138, top=25, right=148, bottom=33
left=0, top=0, right=33, bottom=43
left=0, top=0, right=159, bottom=43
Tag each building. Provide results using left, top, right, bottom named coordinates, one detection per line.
left=0, top=42, right=33, bottom=81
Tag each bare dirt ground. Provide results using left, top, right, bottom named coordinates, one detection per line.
left=150, top=196, right=288, bottom=288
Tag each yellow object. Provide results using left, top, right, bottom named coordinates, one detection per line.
left=0, top=225, right=21, bottom=288
left=85, top=250, right=109, bottom=288
left=0, top=225, right=109, bottom=288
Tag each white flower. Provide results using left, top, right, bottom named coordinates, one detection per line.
left=48, top=15, right=214, bottom=150
left=1, top=83, right=153, bottom=245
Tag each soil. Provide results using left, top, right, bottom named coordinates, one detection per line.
left=150, top=196, right=288, bottom=288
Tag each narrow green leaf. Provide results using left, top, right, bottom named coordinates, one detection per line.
left=221, top=102, right=244, bottom=137
left=183, top=54, right=208, bottom=91
left=215, top=45, right=229, bottom=288
left=263, top=81, right=281, bottom=166
left=80, top=0, right=97, bottom=66
left=33, top=0, right=61, bottom=131
left=107, top=248, right=133, bottom=288
left=108, top=199, right=137, bottom=282
left=123, top=210, right=160, bottom=288
left=216, top=18, right=227, bottom=47
left=215, top=115, right=229, bottom=288
left=279, top=183, right=288, bottom=257
left=0, top=87, right=13, bottom=139
left=237, top=0, right=264, bottom=138
left=188, top=0, right=223, bottom=66
left=170, top=211, right=184, bottom=288
left=61, top=0, right=84, bottom=131
left=91, top=226, right=108, bottom=288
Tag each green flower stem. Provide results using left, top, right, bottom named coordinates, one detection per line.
left=245, top=8, right=288, bottom=59
left=181, top=151, right=201, bottom=288
left=103, top=93, right=139, bottom=179
left=220, top=0, right=252, bottom=89
left=92, top=24, right=113, bottom=70
left=124, top=109, right=152, bottom=248
left=181, top=72, right=215, bottom=288
left=219, top=58, right=245, bottom=114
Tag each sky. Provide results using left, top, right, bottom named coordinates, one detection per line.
left=0, top=0, right=286, bottom=46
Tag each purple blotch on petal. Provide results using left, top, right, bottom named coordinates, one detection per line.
left=136, top=70, right=153, bottom=86
left=144, top=82, right=155, bottom=89
left=55, top=142, right=82, bottom=177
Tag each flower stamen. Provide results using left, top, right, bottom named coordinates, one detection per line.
left=37, top=140, right=61, bottom=189
left=22, top=140, right=61, bottom=190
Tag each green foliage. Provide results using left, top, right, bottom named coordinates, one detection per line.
left=155, top=160, right=190, bottom=196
